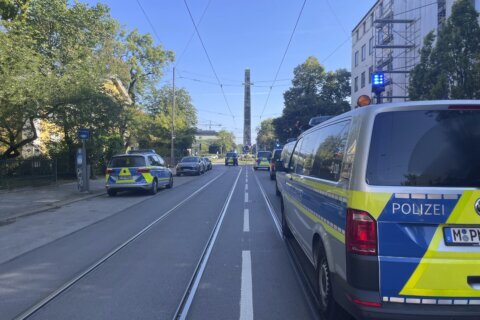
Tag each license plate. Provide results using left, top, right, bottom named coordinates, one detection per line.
left=444, top=227, right=480, bottom=246
left=118, top=176, right=132, bottom=180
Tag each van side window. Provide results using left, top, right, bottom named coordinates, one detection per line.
left=291, top=138, right=303, bottom=173
left=148, top=156, right=158, bottom=166
left=310, top=121, right=350, bottom=181
left=297, top=133, right=317, bottom=176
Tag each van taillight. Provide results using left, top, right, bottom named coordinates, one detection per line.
left=106, top=168, right=113, bottom=174
left=346, top=209, right=377, bottom=256
left=137, top=168, right=150, bottom=173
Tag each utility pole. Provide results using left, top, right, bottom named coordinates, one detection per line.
left=171, top=67, right=176, bottom=167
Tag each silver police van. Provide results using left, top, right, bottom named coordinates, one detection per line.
left=275, top=100, right=480, bottom=320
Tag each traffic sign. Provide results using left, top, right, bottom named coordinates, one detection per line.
left=77, top=128, right=90, bottom=140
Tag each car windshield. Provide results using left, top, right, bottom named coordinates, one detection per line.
left=109, top=156, right=145, bottom=168
left=226, top=153, right=236, bottom=157
left=257, top=151, right=272, bottom=159
left=367, top=109, right=480, bottom=187
left=181, top=157, right=198, bottom=163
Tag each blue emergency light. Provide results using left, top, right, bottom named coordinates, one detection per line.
left=372, top=72, right=386, bottom=94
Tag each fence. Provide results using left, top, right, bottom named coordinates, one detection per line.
left=0, top=158, right=58, bottom=190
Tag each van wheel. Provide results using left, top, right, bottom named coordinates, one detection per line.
left=149, top=179, right=158, bottom=195
left=281, top=199, right=292, bottom=238
left=315, top=247, right=348, bottom=320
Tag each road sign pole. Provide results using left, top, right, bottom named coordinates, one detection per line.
left=82, top=139, right=88, bottom=192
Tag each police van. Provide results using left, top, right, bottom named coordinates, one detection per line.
left=275, top=101, right=480, bottom=319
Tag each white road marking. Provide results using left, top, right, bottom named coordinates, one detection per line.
left=240, top=250, right=254, bottom=320
left=243, top=209, right=250, bottom=232
left=245, top=192, right=249, bottom=203
left=245, top=184, right=248, bottom=191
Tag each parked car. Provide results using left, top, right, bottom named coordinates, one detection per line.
left=253, top=151, right=272, bottom=170
left=105, top=150, right=173, bottom=196
left=202, top=157, right=212, bottom=170
left=225, top=152, right=238, bottom=166
left=276, top=100, right=480, bottom=320
left=269, top=148, right=283, bottom=180
left=176, top=156, right=205, bottom=176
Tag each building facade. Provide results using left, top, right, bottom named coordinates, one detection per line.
left=351, top=0, right=479, bottom=108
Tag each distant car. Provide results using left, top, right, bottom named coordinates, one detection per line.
left=105, top=150, right=173, bottom=196
left=176, top=156, right=205, bottom=176
left=269, top=148, right=283, bottom=180
left=225, top=152, right=238, bottom=166
left=202, top=157, right=212, bottom=170
left=253, top=151, right=272, bottom=170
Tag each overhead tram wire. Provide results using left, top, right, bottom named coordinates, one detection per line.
left=175, top=0, right=212, bottom=67
left=325, top=0, right=349, bottom=36
left=258, top=0, right=307, bottom=120
left=135, top=0, right=163, bottom=43
left=183, top=0, right=236, bottom=125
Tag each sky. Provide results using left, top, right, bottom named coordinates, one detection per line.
left=82, top=0, right=376, bottom=144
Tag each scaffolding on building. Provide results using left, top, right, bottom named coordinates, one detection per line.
left=373, top=0, right=421, bottom=102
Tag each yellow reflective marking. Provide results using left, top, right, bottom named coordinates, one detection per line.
left=401, top=190, right=480, bottom=297
left=105, top=174, right=110, bottom=183
left=349, top=191, right=392, bottom=220
left=284, top=193, right=345, bottom=243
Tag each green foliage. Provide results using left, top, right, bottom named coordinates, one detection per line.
left=0, top=0, right=192, bottom=164
left=210, top=130, right=236, bottom=155
left=273, top=56, right=350, bottom=142
left=409, top=0, right=480, bottom=100
left=256, top=118, right=277, bottom=150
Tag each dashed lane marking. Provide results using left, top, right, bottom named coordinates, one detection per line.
left=243, top=209, right=250, bottom=232
left=240, top=250, right=254, bottom=320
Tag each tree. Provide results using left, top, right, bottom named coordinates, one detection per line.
left=273, top=56, right=350, bottom=142
left=256, top=118, right=277, bottom=150
left=409, top=0, right=480, bottom=99
left=214, top=130, right=236, bottom=155
left=134, top=86, right=197, bottom=157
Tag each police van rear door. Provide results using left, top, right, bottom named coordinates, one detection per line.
left=366, top=106, right=480, bottom=303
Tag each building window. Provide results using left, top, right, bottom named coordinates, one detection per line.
left=369, top=37, right=374, bottom=55
left=354, top=77, right=359, bottom=92
left=355, top=51, right=359, bottom=67
left=370, top=14, right=374, bottom=27
left=356, top=30, right=359, bottom=41
left=361, top=45, right=366, bottom=61
left=369, top=66, right=373, bottom=84
left=363, top=21, right=366, bottom=34
left=361, top=72, right=366, bottom=88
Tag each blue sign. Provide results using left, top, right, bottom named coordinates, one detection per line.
left=77, top=128, right=90, bottom=140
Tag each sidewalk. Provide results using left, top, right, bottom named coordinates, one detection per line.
left=0, top=179, right=106, bottom=222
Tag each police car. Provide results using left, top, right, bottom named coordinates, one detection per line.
left=105, top=149, right=173, bottom=196
left=253, top=151, right=272, bottom=170
left=276, top=100, right=480, bottom=319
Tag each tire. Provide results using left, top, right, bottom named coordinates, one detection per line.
left=281, top=199, right=292, bottom=238
left=254, top=167, right=258, bottom=171
left=166, top=175, right=173, bottom=189
left=275, top=182, right=281, bottom=197
left=107, top=189, right=117, bottom=197
left=196, top=169, right=201, bottom=176
left=315, top=246, right=349, bottom=320
left=149, top=179, right=158, bottom=195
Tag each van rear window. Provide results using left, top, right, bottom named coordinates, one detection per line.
left=110, top=156, right=145, bottom=168
left=367, top=110, right=480, bottom=187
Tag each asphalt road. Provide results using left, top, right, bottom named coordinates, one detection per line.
left=0, top=165, right=321, bottom=320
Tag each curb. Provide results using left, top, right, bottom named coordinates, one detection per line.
left=0, top=191, right=106, bottom=224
